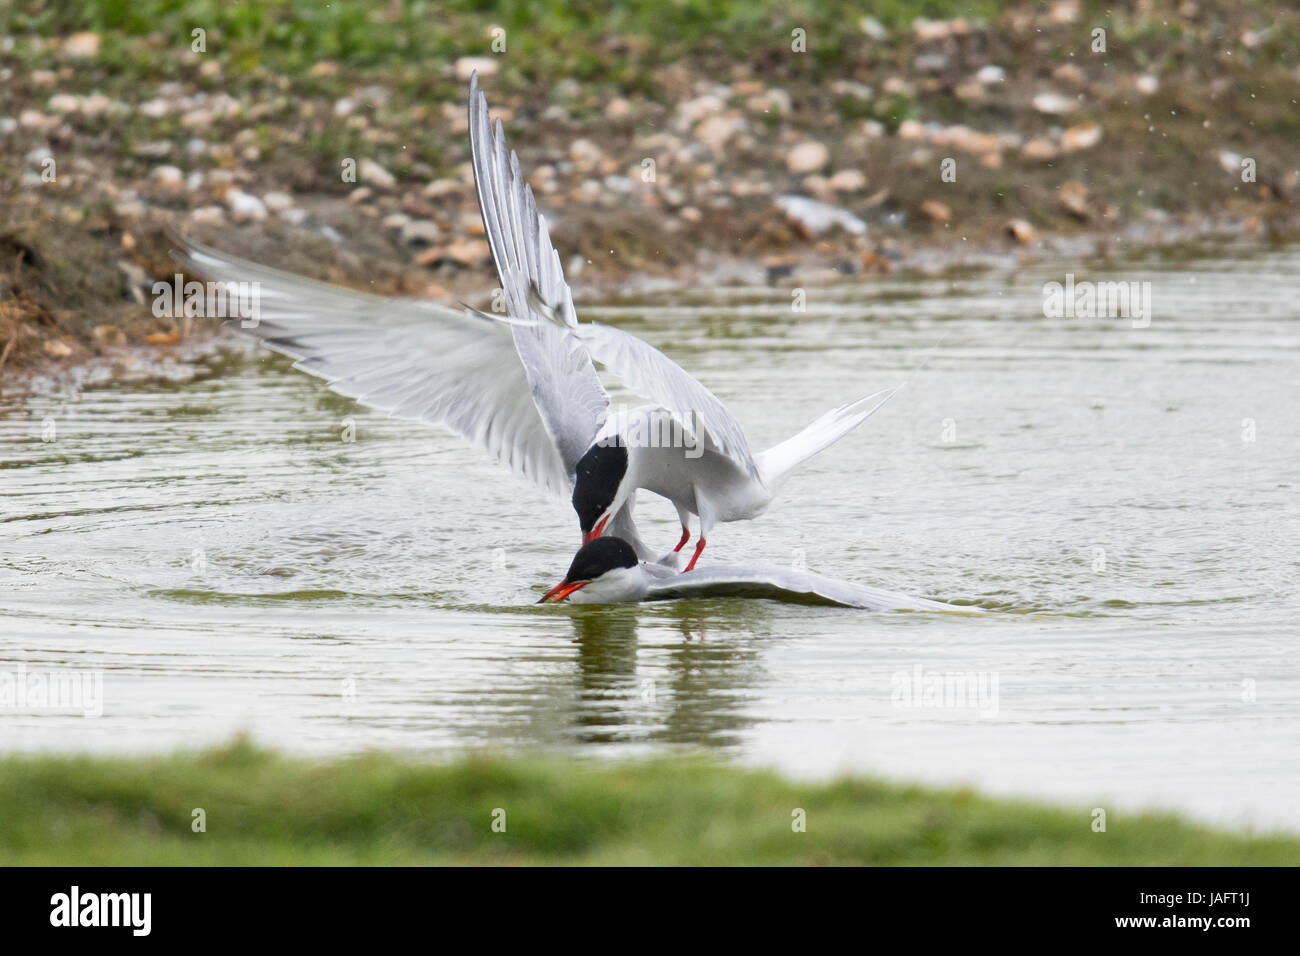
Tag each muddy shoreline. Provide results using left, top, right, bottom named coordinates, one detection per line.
left=3, top=1, right=1297, bottom=390
left=3, top=210, right=1288, bottom=402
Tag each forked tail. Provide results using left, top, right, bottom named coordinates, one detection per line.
left=755, top=387, right=898, bottom=488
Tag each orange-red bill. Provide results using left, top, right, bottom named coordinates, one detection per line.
left=539, top=580, right=587, bottom=604
left=582, top=515, right=611, bottom=545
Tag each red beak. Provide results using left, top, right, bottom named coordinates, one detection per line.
left=539, top=580, right=588, bottom=604
left=582, top=514, right=611, bottom=545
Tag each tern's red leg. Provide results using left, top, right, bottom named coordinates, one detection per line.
left=683, top=537, right=706, bottom=572
left=673, top=526, right=691, bottom=552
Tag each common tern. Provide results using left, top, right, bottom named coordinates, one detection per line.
left=175, top=76, right=900, bottom=568
left=540, top=537, right=976, bottom=611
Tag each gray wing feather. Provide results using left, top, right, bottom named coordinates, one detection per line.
left=468, top=75, right=607, bottom=475
left=173, top=237, right=575, bottom=497
left=643, top=563, right=976, bottom=612
left=572, top=322, right=757, bottom=475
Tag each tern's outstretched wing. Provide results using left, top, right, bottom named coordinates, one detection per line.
left=468, top=74, right=608, bottom=475
left=642, top=563, right=977, bottom=612
left=173, top=238, right=577, bottom=498
left=567, top=320, right=758, bottom=475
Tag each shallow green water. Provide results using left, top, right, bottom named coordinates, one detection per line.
left=2, top=244, right=1298, bottom=829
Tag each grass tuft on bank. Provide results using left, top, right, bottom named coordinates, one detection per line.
left=1, top=739, right=1295, bottom=865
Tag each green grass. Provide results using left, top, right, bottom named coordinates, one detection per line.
left=1, top=739, right=1295, bottom=865
left=8, top=0, right=1003, bottom=66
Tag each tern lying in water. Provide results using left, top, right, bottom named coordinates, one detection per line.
left=176, top=75, right=897, bottom=569
left=540, top=538, right=975, bottom=611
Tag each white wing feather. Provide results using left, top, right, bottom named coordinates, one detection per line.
left=173, top=238, right=577, bottom=497
left=468, top=74, right=608, bottom=474
left=569, top=320, right=757, bottom=475
left=643, top=563, right=976, bottom=612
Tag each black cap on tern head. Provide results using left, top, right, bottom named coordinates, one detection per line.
left=564, top=536, right=638, bottom=583
left=572, top=443, right=628, bottom=537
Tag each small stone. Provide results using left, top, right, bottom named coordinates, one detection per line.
left=1217, top=150, right=1244, bottom=175
left=1050, top=0, right=1080, bottom=22
left=190, top=206, right=224, bottom=224
left=909, top=51, right=951, bottom=72
left=828, top=169, right=867, bottom=192
left=1052, top=63, right=1086, bottom=86
left=48, top=93, right=80, bottom=113
left=676, top=94, right=725, bottom=126
left=401, top=197, right=437, bottom=219
left=694, top=114, right=745, bottom=153
left=897, top=119, right=925, bottom=140
left=1005, top=219, right=1037, bottom=244
left=786, top=141, right=829, bottom=174
left=460, top=212, right=486, bottom=237
left=1135, top=75, right=1159, bottom=95
left=920, top=200, right=952, bottom=223
left=423, top=178, right=461, bottom=199
left=139, top=98, right=170, bottom=119
left=860, top=17, right=887, bottom=40
left=400, top=220, right=442, bottom=246
left=44, top=339, right=73, bottom=358
left=569, top=138, right=603, bottom=171
left=129, top=141, right=168, bottom=159
left=180, top=108, right=213, bottom=130
left=456, top=57, right=498, bottom=82
left=150, top=165, right=184, bottom=188
left=1062, top=123, right=1102, bottom=152
left=449, top=238, right=490, bottom=265
left=914, top=52, right=950, bottom=73
left=913, top=19, right=955, bottom=42
left=1032, top=91, right=1077, bottom=115
left=831, top=80, right=873, bottom=101
left=92, top=324, right=126, bottom=348
left=1058, top=181, right=1089, bottom=218
left=1021, top=138, right=1060, bottom=162
left=348, top=187, right=374, bottom=204
left=225, top=189, right=267, bottom=222
left=62, top=32, right=100, bottom=59
left=359, top=158, right=396, bottom=189
left=775, top=195, right=867, bottom=236
left=976, top=65, right=1006, bottom=85
left=696, top=117, right=748, bottom=154
left=605, top=98, right=633, bottom=120
left=262, top=191, right=294, bottom=213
